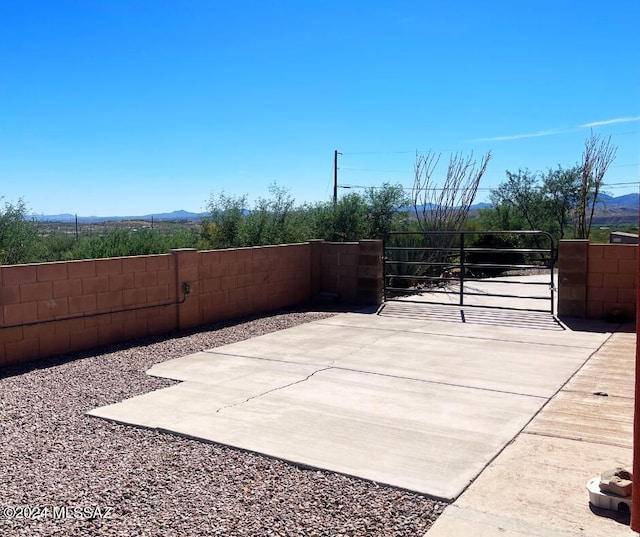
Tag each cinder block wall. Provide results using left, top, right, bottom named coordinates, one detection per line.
left=0, top=240, right=383, bottom=367
left=197, top=244, right=312, bottom=327
left=558, top=240, right=637, bottom=319
left=316, top=240, right=383, bottom=304
left=320, top=242, right=360, bottom=301
left=0, top=255, right=177, bottom=366
left=586, top=244, right=637, bottom=319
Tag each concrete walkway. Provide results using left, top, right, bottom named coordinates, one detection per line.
left=426, top=325, right=636, bottom=537
left=88, top=302, right=615, bottom=503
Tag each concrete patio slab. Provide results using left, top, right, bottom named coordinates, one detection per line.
left=426, top=434, right=632, bottom=537
left=426, top=330, right=635, bottom=536
left=92, top=366, right=545, bottom=499
left=88, top=306, right=613, bottom=502
left=147, top=352, right=321, bottom=389
left=150, top=312, right=609, bottom=398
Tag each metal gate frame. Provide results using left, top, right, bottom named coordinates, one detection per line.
left=383, top=230, right=556, bottom=314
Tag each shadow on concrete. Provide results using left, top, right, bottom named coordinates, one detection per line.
left=589, top=502, right=631, bottom=526
left=378, top=302, right=565, bottom=331
left=559, top=317, right=635, bottom=334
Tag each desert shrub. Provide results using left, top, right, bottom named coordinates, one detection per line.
left=0, top=199, right=42, bottom=265
left=465, top=234, right=526, bottom=277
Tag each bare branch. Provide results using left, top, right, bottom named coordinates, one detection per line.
left=576, top=131, right=617, bottom=238
left=412, top=150, right=490, bottom=233
left=412, top=149, right=491, bottom=271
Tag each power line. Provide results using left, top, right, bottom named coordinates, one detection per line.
left=342, top=149, right=456, bottom=155
left=341, top=150, right=414, bottom=155
left=338, top=180, right=640, bottom=192
left=339, top=184, right=496, bottom=192
left=340, top=167, right=408, bottom=173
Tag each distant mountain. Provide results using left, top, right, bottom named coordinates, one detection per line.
left=470, top=193, right=638, bottom=211
left=31, top=210, right=208, bottom=223
left=590, top=193, right=639, bottom=225
left=28, top=193, right=639, bottom=223
left=598, top=193, right=639, bottom=207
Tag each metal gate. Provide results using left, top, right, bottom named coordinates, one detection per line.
left=383, top=231, right=556, bottom=314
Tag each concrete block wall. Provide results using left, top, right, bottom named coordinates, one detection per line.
left=315, top=240, right=384, bottom=305
left=586, top=243, right=637, bottom=319
left=197, top=244, right=312, bottom=327
left=558, top=239, right=637, bottom=320
left=0, top=240, right=383, bottom=367
left=357, top=240, right=384, bottom=305
left=320, top=242, right=360, bottom=301
left=0, top=255, right=177, bottom=366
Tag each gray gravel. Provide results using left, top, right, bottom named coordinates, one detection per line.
left=0, top=308, right=447, bottom=536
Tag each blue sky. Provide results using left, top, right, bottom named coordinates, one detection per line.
left=1, top=0, right=639, bottom=216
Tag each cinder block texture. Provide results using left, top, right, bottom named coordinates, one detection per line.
left=558, top=240, right=637, bottom=321
left=1, top=240, right=385, bottom=367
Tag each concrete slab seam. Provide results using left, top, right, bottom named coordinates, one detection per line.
left=317, top=365, right=548, bottom=400
left=317, top=320, right=576, bottom=346
left=197, top=349, right=328, bottom=368
left=445, top=329, right=618, bottom=500
left=403, top=329, right=609, bottom=351
left=179, top=350, right=548, bottom=400
left=315, top=320, right=404, bottom=334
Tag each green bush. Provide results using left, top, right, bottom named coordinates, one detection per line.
left=466, top=234, right=525, bottom=277
left=0, top=199, right=42, bottom=265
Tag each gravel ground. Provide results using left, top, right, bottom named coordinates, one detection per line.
left=0, top=308, right=447, bottom=537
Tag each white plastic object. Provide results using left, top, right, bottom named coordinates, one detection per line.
left=587, top=477, right=632, bottom=512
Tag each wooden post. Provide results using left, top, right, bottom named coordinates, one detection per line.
left=333, top=149, right=339, bottom=205
left=631, top=217, right=640, bottom=530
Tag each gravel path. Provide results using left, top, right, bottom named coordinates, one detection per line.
left=0, top=308, right=447, bottom=536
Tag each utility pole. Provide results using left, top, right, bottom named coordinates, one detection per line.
left=333, top=149, right=341, bottom=205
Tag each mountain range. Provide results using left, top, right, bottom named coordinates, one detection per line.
left=31, top=209, right=209, bottom=224
left=30, top=193, right=638, bottom=224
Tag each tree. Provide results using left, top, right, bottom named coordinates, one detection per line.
left=306, top=183, right=408, bottom=242
left=575, top=131, right=617, bottom=239
left=362, top=182, right=409, bottom=238
left=485, top=132, right=617, bottom=243
left=486, top=166, right=581, bottom=243
left=243, top=183, right=310, bottom=246
left=201, top=192, right=248, bottom=249
left=541, top=166, right=581, bottom=240
left=323, top=193, right=367, bottom=241
left=411, top=150, right=491, bottom=271
left=0, top=198, right=41, bottom=265
left=412, top=150, right=491, bottom=233
left=488, top=169, right=547, bottom=232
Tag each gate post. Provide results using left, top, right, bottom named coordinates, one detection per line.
left=459, top=232, right=465, bottom=306
left=557, top=240, right=588, bottom=318
left=358, top=240, right=383, bottom=305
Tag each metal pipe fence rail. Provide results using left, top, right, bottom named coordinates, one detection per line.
left=383, top=230, right=556, bottom=314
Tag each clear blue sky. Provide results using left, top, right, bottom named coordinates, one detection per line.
left=1, top=0, right=639, bottom=217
